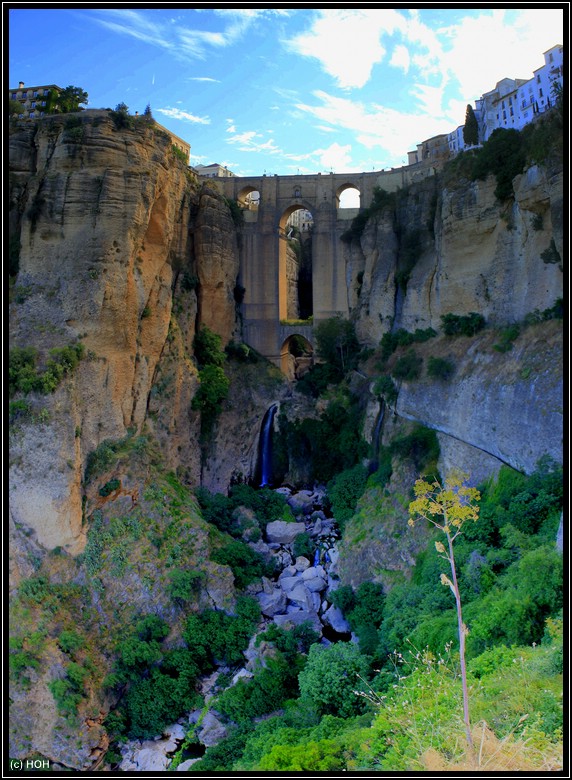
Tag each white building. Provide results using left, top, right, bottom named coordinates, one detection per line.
left=193, top=163, right=237, bottom=178
left=413, top=44, right=564, bottom=160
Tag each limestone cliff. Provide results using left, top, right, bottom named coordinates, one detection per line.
left=9, top=112, right=241, bottom=557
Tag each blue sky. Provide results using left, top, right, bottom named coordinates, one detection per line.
left=7, top=6, right=565, bottom=176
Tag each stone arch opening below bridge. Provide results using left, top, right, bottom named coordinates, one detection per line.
left=280, top=333, right=314, bottom=381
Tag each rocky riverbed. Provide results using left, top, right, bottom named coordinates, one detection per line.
left=119, top=485, right=353, bottom=771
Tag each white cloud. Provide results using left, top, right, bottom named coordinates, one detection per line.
left=287, top=8, right=405, bottom=89
left=390, top=44, right=410, bottom=73
left=156, top=107, right=210, bottom=124
left=187, top=77, right=220, bottom=83
left=227, top=128, right=281, bottom=154
left=438, top=8, right=564, bottom=100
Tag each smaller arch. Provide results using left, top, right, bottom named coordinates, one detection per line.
left=335, top=183, right=361, bottom=209
left=280, top=334, right=314, bottom=381
left=237, top=185, right=260, bottom=210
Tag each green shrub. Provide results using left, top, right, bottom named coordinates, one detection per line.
left=391, top=349, right=422, bottom=381
left=211, top=540, right=273, bottom=589
left=470, top=127, right=526, bottom=201
left=327, top=464, right=368, bottom=530
left=441, top=312, right=485, bottom=337
left=58, top=630, right=83, bottom=656
left=193, top=326, right=226, bottom=367
left=98, top=478, right=120, bottom=497
left=427, top=356, right=455, bottom=380
left=191, top=364, right=230, bottom=418
left=292, top=532, right=314, bottom=560
left=390, top=425, right=439, bottom=471
left=493, top=325, right=520, bottom=353
left=168, top=568, right=205, bottom=604
left=298, top=642, right=369, bottom=718
left=374, top=375, right=398, bottom=405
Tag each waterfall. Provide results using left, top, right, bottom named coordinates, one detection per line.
left=368, top=400, right=385, bottom=474
left=259, top=404, right=278, bottom=487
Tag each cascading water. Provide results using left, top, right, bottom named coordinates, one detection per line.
left=368, top=399, right=385, bottom=474
left=258, top=404, right=278, bottom=487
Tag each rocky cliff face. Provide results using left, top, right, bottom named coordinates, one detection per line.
left=353, top=164, right=563, bottom=344
left=9, top=113, right=242, bottom=557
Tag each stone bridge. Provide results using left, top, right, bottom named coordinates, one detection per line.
left=215, top=164, right=435, bottom=374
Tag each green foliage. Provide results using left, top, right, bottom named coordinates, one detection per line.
left=427, top=355, right=455, bottom=380
left=295, top=361, right=343, bottom=397
left=110, top=102, right=134, bottom=129
left=441, top=311, right=485, bottom=337
left=374, top=375, right=398, bottom=405
left=493, top=325, right=520, bottom=353
left=211, top=539, right=273, bottom=589
left=287, top=396, right=367, bottom=484
left=229, top=483, right=291, bottom=527
left=125, top=668, right=197, bottom=739
left=390, top=425, right=439, bottom=471
left=523, top=298, right=563, bottom=324
left=391, top=349, right=422, bottom=381
left=330, top=582, right=385, bottom=655
left=471, top=127, right=526, bottom=200
left=314, top=316, right=360, bottom=375
left=58, top=630, right=83, bottom=656
left=463, top=103, right=479, bottom=146
left=193, top=326, right=226, bottom=367
left=216, top=654, right=299, bottom=723
left=326, top=463, right=368, bottom=529
left=55, top=85, right=88, bottom=114
left=466, top=545, right=563, bottom=655
left=171, top=145, right=188, bottom=163
left=380, top=327, right=436, bottom=362
left=298, top=642, right=369, bottom=718
left=341, top=187, right=396, bottom=243
left=98, top=478, right=120, bottom=497
left=224, top=197, right=244, bottom=227
left=9, top=343, right=85, bottom=397
left=191, top=364, right=230, bottom=417
left=167, top=568, right=205, bottom=604
left=259, top=738, right=345, bottom=771
left=183, top=598, right=260, bottom=669
left=292, top=531, right=314, bottom=559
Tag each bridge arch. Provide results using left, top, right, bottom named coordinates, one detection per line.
left=336, top=182, right=361, bottom=209
left=278, top=202, right=314, bottom=321
left=237, top=185, right=260, bottom=211
left=280, top=332, right=314, bottom=380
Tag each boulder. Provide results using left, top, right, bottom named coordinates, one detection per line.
left=257, top=589, right=287, bottom=617
left=274, top=609, right=322, bottom=633
left=321, top=604, right=351, bottom=634
left=197, top=711, right=227, bottom=747
left=266, top=520, right=306, bottom=544
left=287, top=491, right=315, bottom=516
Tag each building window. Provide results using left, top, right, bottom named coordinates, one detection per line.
left=33, top=90, right=39, bottom=97
left=549, top=52, right=554, bottom=62
left=523, top=111, right=528, bottom=119
left=41, top=101, right=46, bottom=107
left=29, top=111, right=35, bottom=118
left=537, top=75, right=541, bottom=83
left=31, top=102, right=36, bottom=108
left=539, top=88, right=543, bottom=98
left=44, top=89, right=50, bottom=96
left=11, top=92, right=17, bottom=99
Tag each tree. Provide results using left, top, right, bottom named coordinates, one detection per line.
left=463, top=104, right=479, bottom=146
left=8, top=98, right=23, bottom=117
left=314, top=316, right=359, bottom=375
left=56, top=85, right=88, bottom=113
left=143, top=103, right=154, bottom=122
left=298, top=641, right=369, bottom=718
left=408, top=470, right=481, bottom=754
